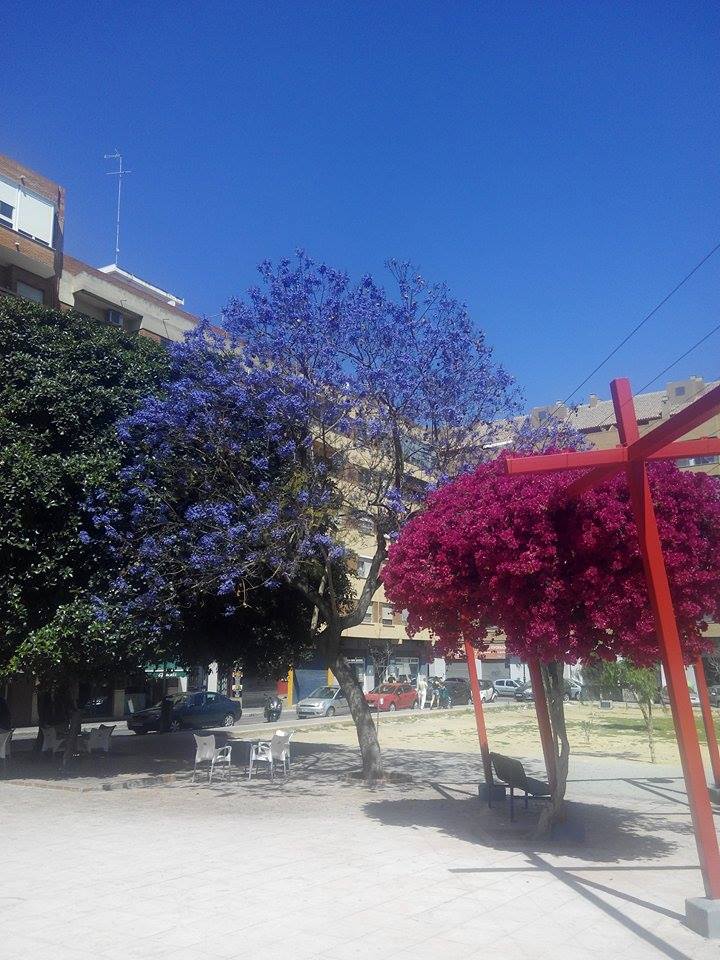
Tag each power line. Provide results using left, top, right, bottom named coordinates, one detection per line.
left=577, top=320, right=720, bottom=435
left=561, top=240, right=720, bottom=407
left=634, top=322, right=720, bottom=395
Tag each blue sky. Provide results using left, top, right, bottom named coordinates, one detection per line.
left=4, top=1, right=719, bottom=408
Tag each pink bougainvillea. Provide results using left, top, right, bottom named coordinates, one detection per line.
left=383, top=455, right=720, bottom=666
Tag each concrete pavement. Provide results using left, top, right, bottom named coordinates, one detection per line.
left=1, top=742, right=719, bottom=959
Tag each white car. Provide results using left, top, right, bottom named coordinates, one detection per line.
left=493, top=678, right=523, bottom=697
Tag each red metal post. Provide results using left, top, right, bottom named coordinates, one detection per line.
left=527, top=658, right=557, bottom=793
left=465, top=640, right=493, bottom=787
left=612, top=379, right=720, bottom=899
left=695, top=658, right=720, bottom=789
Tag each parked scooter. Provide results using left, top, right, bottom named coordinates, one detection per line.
left=263, top=695, right=283, bottom=722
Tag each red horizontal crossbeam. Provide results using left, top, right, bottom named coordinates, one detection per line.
left=506, top=435, right=720, bottom=477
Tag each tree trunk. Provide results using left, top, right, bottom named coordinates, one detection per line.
left=332, top=649, right=384, bottom=782
left=640, top=701, right=656, bottom=763
left=536, top=661, right=570, bottom=835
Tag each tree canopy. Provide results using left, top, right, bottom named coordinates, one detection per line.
left=0, top=299, right=169, bottom=684
left=383, top=455, right=720, bottom=666
left=86, top=322, right=336, bottom=679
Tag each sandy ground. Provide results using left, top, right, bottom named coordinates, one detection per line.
left=290, top=701, right=718, bottom=767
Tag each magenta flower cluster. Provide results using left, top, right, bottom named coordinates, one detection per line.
left=383, top=454, right=720, bottom=666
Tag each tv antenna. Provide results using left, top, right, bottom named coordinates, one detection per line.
left=104, top=150, right=131, bottom=266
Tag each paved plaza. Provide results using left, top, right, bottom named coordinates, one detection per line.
left=2, top=738, right=719, bottom=960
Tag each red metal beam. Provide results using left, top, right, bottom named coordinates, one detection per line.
left=507, top=436, right=720, bottom=479
left=612, top=379, right=720, bottom=899
left=465, top=640, right=493, bottom=788
left=506, top=449, right=626, bottom=475
left=696, top=658, right=720, bottom=789
left=629, top=381, right=720, bottom=463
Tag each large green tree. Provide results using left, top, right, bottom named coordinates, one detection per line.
left=0, top=298, right=169, bottom=708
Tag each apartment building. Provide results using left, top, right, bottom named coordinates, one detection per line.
left=529, top=376, right=720, bottom=467
left=0, top=154, right=197, bottom=342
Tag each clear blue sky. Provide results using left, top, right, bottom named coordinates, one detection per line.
left=4, top=1, right=719, bottom=408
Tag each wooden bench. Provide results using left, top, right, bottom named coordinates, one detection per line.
left=490, top=752, right=552, bottom=821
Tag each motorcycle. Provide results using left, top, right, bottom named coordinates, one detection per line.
left=263, top=695, right=282, bottom=722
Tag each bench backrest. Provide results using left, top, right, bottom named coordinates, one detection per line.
left=490, top=752, right=528, bottom=789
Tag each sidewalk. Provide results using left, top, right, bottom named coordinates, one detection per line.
left=1, top=745, right=717, bottom=959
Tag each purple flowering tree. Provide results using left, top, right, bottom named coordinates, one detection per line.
left=94, top=255, right=519, bottom=779
left=87, top=323, right=341, bottom=680
left=220, top=254, right=519, bottom=779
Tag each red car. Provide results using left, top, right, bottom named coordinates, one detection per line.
left=365, top=683, right=418, bottom=712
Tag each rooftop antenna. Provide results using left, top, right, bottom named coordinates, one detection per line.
left=104, top=149, right=131, bottom=266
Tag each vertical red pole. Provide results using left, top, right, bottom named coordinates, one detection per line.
left=465, top=640, right=493, bottom=787
left=695, top=659, right=720, bottom=789
left=528, top=658, right=557, bottom=793
left=612, top=378, right=720, bottom=899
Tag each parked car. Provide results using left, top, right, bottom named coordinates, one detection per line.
left=442, top=677, right=473, bottom=706
left=514, top=683, right=535, bottom=702
left=493, top=678, right=523, bottom=697
left=127, top=691, right=242, bottom=734
left=660, top=686, right=700, bottom=707
left=296, top=686, right=349, bottom=719
left=478, top=680, right=498, bottom=703
left=514, top=679, right=581, bottom=703
left=365, top=683, right=417, bottom=712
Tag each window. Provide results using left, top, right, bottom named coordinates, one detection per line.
left=677, top=455, right=720, bottom=468
left=0, top=174, right=55, bottom=246
left=675, top=386, right=686, bottom=397
left=16, top=281, right=44, bottom=303
left=0, top=200, right=13, bottom=227
left=357, top=556, right=372, bottom=579
left=362, top=607, right=374, bottom=624
left=106, top=309, right=123, bottom=327
left=357, top=516, right=374, bottom=536
left=381, top=604, right=394, bottom=625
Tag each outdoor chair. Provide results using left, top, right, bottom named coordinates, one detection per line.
left=82, top=724, right=115, bottom=757
left=40, top=726, right=65, bottom=756
left=248, top=730, right=293, bottom=781
left=490, top=752, right=552, bottom=821
left=193, top=733, right=232, bottom=783
left=0, top=729, right=12, bottom=770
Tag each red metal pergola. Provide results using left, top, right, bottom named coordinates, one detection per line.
left=464, top=377, right=720, bottom=911
left=513, top=378, right=720, bottom=898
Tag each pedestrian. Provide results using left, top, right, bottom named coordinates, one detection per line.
left=160, top=696, right=173, bottom=733
left=0, top=695, right=10, bottom=730
left=416, top=674, right=427, bottom=710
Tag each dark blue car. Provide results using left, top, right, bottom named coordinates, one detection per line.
left=127, top=691, right=242, bottom=734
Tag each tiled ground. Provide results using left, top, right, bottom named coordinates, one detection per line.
left=1, top=742, right=717, bottom=959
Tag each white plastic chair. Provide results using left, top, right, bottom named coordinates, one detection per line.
left=83, top=724, right=115, bottom=756
left=41, top=726, right=65, bottom=755
left=0, top=729, right=12, bottom=769
left=193, top=733, right=232, bottom=783
left=248, top=730, right=293, bottom=781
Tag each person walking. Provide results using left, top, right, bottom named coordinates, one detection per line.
left=417, top=674, right=427, bottom=710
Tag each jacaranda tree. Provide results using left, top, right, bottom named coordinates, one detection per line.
left=0, top=298, right=169, bottom=720
left=220, top=254, right=522, bottom=779
left=95, top=254, right=519, bottom=779
left=383, top=455, right=720, bottom=819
